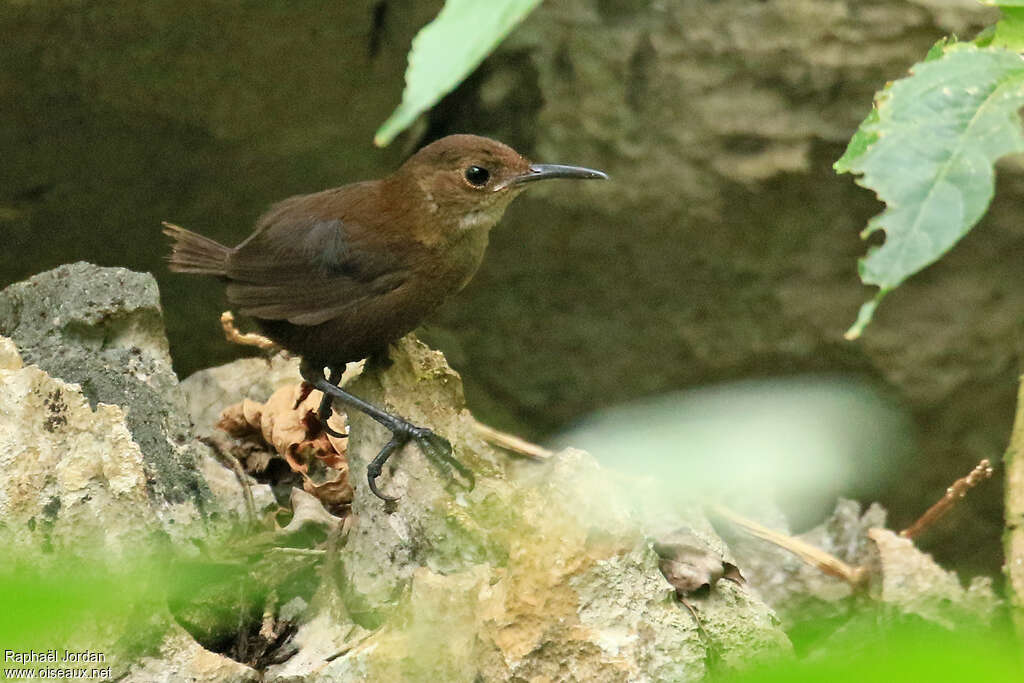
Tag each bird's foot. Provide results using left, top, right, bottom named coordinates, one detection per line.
left=299, top=361, right=474, bottom=502
left=312, top=365, right=349, bottom=439
left=366, top=419, right=474, bottom=502
left=316, top=391, right=349, bottom=439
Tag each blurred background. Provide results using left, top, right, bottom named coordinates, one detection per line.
left=2, top=0, right=1020, bottom=575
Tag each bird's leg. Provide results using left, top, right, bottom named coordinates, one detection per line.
left=300, top=361, right=474, bottom=501
left=316, top=366, right=349, bottom=439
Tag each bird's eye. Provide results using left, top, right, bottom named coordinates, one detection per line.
left=464, top=165, right=490, bottom=187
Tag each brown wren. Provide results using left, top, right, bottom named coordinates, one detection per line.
left=164, top=134, right=607, bottom=500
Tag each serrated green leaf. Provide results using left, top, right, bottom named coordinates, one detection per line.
left=836, top=44, right=1024, bottom=338
left=975, top=25, right=997, bottom=48
left=834, top=108, right=880, bottom=172
left=375, top=0, right=543, bottom=147
left=925, top=37, right=952, bottom=61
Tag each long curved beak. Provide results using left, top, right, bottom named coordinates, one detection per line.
left=503, top=163, right=608, bottom=188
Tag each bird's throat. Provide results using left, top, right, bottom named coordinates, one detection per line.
left=458, top=206, right=506, bottom=232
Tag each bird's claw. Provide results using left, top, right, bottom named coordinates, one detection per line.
left=365, top=425, right=474, bottom=502
left=322, top=421, right=349, bottom=439
left=367, top=436, right=402, bottom=502
left=413, top=429, right=475, bottom=492
left=367, top=468, right=400, bottom=502
left=302, top=363, right=470, bottom=501
left=316, top=392, right=349, bottom=439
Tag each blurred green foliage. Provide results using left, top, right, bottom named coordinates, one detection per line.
left=718, top=618, right=1021, bottom=682
left=992, top=8, right=1024, bottom=48
left=1, top=542, right=1019, bottom=678
left=0, top=559, right=169, bottom=662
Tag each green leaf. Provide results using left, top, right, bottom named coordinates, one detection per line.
left=375, top=0, right=543, bottom=147
left=993, top=8, right=1024, bottom=50
left=924, top=37, right=952, bottom=62
left=834, top=107, right=880, bottom=172
left=835, top=44, right=1024, bottom=338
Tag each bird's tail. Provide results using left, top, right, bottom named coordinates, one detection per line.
left=162, top=221, right=230, bottom=276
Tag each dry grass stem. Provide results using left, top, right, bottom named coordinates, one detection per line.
left=201, top=433, right=258, bottom=526
left=473, top=420, right=554, bottom=459
left=709, top=504, right=867, bottom=586
left=900, top=458, right=994, bottom=540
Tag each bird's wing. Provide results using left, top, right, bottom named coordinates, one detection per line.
left=225, top=213, right=410, bottom=326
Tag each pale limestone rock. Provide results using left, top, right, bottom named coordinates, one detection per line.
left=263, top=596, right=371, bottom=682
left=180, top=354, right=304, bottom=439
left=869, top=528, right=999, bottom=628
left=281, top=487, right=342, bottom=537
left=0, top=335, right=21, bottom=369
left=0, top=336, right=155, bottom=558
left=122, top=627, right=259, bottom=683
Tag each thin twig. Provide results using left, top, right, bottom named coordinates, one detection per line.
left=324, top=625, right=359, bottom=662
left=679, top=597, right=713, bottom=650
left=267, top=547, right=327, bottom=557
left=201, top=433, right=258, bottom=527
left=900, top=459, right=994, bottom=540
left=708, top=504, right=867, bottom=586
left=221, top=310, right=280, bottom=350
left=473, top=420, right=554, bottom=460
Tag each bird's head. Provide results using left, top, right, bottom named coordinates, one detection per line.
left=395, top=134, right=607, bottom=236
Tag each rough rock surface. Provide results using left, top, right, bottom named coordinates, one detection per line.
left=0, top=334, right=159, bottom=557
left=173, top=336, right=795, bottom=679
left=0, top=268, right=261, bottom=680
left=867, top=528, right=999, bottom=628
left=0, top=257, right=1002, bottom=679
left=181, top=354, right=305, bottom=516
left=123, top=627, right=260, bottom=683
left=725, top=499, right=999, bottom=638
left=181, top=354, right=305, bottom=440
left=298, top=336, right=791, bottom=681
left=0, top=263, right=209, bottom=512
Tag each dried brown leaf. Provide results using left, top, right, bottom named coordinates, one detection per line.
left=217, top=398, right=264, bottom=437
left=260, top=384, right=314, bottom=456
left=218, top=383, right=351, bottom=510
left=303, top=477, right=353, bottom=514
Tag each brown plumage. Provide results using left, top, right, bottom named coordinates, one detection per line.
left=165, top=134, right=606, bottom=500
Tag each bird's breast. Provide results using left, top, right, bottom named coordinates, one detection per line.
left=434, top=221, right=492, bottom=294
